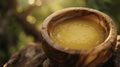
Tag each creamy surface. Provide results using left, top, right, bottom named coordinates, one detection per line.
left=50, top=18, right=106, bottom=50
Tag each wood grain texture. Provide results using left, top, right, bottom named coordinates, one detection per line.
left=4, top=36, right=120, bottom=67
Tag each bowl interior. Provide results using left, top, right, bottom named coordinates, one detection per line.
left=42, top=8, right=111, bottom=52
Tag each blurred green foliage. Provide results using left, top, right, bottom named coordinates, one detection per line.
left=17, top=0, right=120, bottom=34
left=87, top=0, right=120, bottom=34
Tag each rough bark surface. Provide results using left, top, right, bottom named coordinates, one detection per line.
left=4, top=42, right=47, bottom=67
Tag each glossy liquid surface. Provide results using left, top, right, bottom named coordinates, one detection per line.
left=50, top=18, right=106, bottom=50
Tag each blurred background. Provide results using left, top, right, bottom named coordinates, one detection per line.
left=0, top=0, right=120, bottom=66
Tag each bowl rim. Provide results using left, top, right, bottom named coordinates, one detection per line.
left=41, top=7, right=117, bottom=54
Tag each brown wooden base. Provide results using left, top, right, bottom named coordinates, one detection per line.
left=4, top=36, right=120, bottom=67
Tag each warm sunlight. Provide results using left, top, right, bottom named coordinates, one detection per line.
left=28, top=0, right=42, bottom=6
left=26, top=15, right=36, bottom=24
left=35, top=0, right=42, bottom=6
left=28, top=0, right=35, bottom=5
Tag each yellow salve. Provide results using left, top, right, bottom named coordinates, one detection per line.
left=50, top=18, right=106, bottom=50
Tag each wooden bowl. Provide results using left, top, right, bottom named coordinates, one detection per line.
left=41, top=7, right=117, bottom=67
